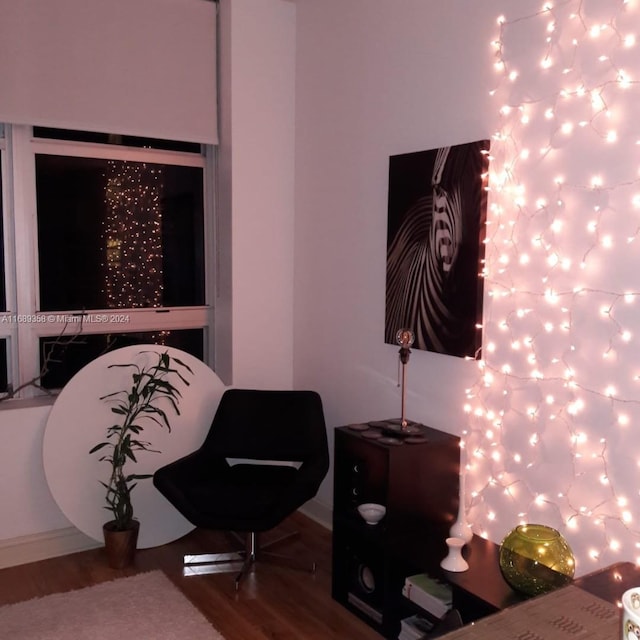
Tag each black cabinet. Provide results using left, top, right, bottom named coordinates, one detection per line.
left=331, top=423, right=461, bottom=638
left=331, top=423, right=529, bottom=638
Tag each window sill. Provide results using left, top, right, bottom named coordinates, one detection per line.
left=0, top=393, right=57, bottom=412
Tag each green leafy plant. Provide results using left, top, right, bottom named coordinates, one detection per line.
left=89, top=350, right=193, bottom=531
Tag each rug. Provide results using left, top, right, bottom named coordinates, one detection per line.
left=439, top=585, right=618, bottom=639
left=0, top=570, right=225, bottom=639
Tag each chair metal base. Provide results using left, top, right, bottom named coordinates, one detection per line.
left=183, top=530, right=317, bottom=590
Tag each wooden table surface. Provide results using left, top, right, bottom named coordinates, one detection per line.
left=574, top=560, right=640, bottom=604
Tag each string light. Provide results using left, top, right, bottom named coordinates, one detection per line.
left=464, top=0, right=640, bottom=573
left=101, top=160, right=164, bottom=309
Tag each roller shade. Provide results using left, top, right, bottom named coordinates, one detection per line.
left=0, top=0, right=218, bottom=144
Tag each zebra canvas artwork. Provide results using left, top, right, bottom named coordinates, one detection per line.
left=385, top=140, right=490, bottom=358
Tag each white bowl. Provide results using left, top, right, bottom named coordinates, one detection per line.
left=357, top=503, right=386, bottom=525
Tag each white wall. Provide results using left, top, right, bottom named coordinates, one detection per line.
left=294, top=0, right=640, bottom=575
left=226, top=0, right=296, bottom=387
left=0, top=403, right=72, bottom=539
left=293, top=0, right=520, bottom=517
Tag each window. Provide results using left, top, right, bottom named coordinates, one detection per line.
left=0, top=125, right=214, bottom=397
left=0, top=125, right=7, bottom=392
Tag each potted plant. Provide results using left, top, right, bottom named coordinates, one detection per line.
left=89, top=349, right=193, bottom=568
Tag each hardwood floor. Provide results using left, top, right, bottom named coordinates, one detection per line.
left=0, top=512, right=382, bottom=640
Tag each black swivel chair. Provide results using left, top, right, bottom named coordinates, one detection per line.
left=153, top=388, right=329, bottom=589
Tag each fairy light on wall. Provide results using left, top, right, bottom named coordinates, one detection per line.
left=463, top=0, right=640, bottom=572
left=101, top=160, right=164, bottom=309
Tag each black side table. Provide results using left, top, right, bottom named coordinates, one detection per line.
left=442, top=534, right=528, bottom=623
left=574, top=561, right=640, bottom=603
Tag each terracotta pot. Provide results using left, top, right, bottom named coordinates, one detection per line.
left=102, top=520, right=140, bottom=569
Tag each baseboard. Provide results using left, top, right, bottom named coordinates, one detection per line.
left=0, top=527, right=101, bottom=569
left=299, top=497, right=332, bottom=530
left=0, top=502, right=332, bottom=570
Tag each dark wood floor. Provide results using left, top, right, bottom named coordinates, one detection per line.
left=0, top=512, right=382, bottom=640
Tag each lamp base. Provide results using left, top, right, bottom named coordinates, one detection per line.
left=382, top=419, right=423, bottom=436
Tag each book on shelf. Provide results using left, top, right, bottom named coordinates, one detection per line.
left=398, top=613, right=434, bottom=640
left=402, top=573, right=452, bottom=619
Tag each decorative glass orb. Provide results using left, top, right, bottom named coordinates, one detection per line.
left=499, top=524, right=575, bottom=596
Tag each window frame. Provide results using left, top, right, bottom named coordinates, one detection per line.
left=0, top=124, right=216, bottom=398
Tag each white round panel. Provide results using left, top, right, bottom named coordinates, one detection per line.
left=43, top=345, right=226, bottom=548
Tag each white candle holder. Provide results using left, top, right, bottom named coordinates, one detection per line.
left=440, top=537, right=469, bottom=572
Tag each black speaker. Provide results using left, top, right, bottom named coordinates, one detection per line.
left=346, top=542, right=385, bottom=612
left=344, top=544, right=388, bottom=624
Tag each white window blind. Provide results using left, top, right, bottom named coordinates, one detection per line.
left=0, top=0, right=218, bottom=144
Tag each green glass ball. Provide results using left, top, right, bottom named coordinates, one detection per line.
left=499, top=524, right=575, bottom=596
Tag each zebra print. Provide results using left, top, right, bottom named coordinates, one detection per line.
left=385, top=140, right=489, bottom=358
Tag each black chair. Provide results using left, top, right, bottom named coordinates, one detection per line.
left=153, top=388, right=329, bottom=589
